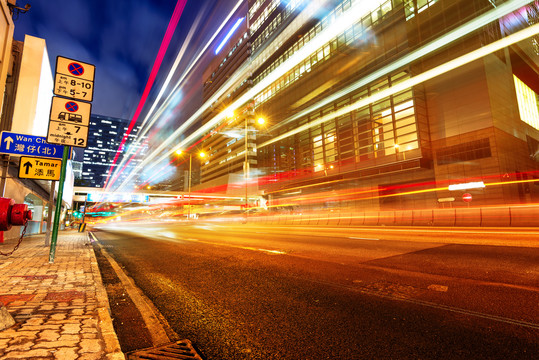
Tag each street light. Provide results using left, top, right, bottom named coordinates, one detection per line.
left=175, top=149, right=206, bottom=219
left=244, top=116, right=265, bottom=216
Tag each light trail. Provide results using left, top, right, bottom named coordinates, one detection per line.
left=270, top=0, right=532, bottom=132
left=104, top=6, right=206, bottom=192
left=216, top=17, right=245, bottom=54
left=264, top=171, right=539, bottom=207
left=106, top=0, right=245, bottom=192
left=113, top=0, right=349, bottom=189
left=259, top=20, right=539, bottom=148
left=116, top=0, right=534, bottom=190
left=103, top=0, right=188, bottom=190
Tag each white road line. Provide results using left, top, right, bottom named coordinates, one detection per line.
left=349, top=237, right=379, bottom=241
left=178, top=237, right=286, bottom=255
left=257, top=249, right=287, bottom=255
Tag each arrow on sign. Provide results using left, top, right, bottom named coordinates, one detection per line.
left=23, top=161, right=32, bottom=175
left=4, top=136, right=13, bottom=150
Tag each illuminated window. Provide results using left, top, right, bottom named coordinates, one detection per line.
left=514, top=75, right=539, bottom=130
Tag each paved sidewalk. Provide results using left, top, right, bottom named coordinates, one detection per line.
left=0, top=230, right=124, bottom=360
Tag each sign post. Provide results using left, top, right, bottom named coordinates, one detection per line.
left=48, top=146, right=70, bottom=263
left=0, top=131, right=65, bottom=158
left=53, top=57, right=95, bottom=102
left=0, top=131, right=66, bottom=244
left=48, top=56, right=95, bottom=263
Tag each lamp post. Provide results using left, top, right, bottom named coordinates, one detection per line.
left=244, top=116, right=265, bottom=216
left=176, top=150, right=205, bottom=219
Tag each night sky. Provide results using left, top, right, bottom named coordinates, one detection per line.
left=12, top=0, right=238, bottom=123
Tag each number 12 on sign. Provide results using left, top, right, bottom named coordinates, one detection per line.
left=46, top=120, right=89, bottom=148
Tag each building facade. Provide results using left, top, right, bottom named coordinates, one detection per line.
left=246, top=0, right=539, bottom=210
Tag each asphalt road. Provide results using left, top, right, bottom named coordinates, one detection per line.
left=93, top=223, right=539, bottom=359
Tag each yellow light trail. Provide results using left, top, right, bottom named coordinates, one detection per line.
left=272, top=177, right=539, bottom=204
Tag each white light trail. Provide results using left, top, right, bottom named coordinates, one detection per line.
left=216, top=17, right=245, bottom=54
left=448, top=182, right=486, bottom=191
left=259, top=21, right=539, bottom=148
left=107, top=0, right=245, bottom=191
left=272, top=0, right=532, bottom=131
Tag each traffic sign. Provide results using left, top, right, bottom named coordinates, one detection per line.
left=0, top=131, right=64, bottom=159
left=47, top=120, right=89, bottom=148
left=18, top=156, right=62, bottom=180
left=49, top=97, right=91, bottom=126
left=56, top=56, right=95, bottom=82
left=53, top=56, right=95, bottom=102
left=462, top=193, right=473, bottom=202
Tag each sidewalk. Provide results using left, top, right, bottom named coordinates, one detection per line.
left=0, top=230, right=124, bottom=360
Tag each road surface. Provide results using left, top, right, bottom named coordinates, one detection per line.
left=92, top=222, right=539, bottom=359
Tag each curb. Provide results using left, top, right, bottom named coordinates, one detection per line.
left=87, top=231, right=126, bottom=360
left=88, top=231, right=174, bottom=347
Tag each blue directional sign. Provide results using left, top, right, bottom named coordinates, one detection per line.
left=0, top=131, right=65, bottom=159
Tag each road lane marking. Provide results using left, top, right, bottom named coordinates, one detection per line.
left=428, top=284, right=449, bottom=292
left=157, top=231, right=176, bottom=239
left=349, top=237, right=379, bottom=241
left=257, top=249, right=287, bottom=254
left=178, top=237, right=287, bottom=255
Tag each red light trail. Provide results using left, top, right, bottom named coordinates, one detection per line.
left=104, top=0, right=188, bottom=191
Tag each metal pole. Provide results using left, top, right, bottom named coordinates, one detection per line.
left=0, top=155, right=9, bottom=197
left=82, top=197, right=87, bottom=223
left=45, top=180, right=55, bottom=246
left=245, top=117, right=248, bottom=216
left=49, top=146, right=70, bottom=263
left=188, top=153, right=192, bottom=219
left=0, top=155, right=8, bottom=244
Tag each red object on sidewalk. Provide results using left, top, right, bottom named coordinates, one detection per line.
left=0, top=197, right=32, bottom=231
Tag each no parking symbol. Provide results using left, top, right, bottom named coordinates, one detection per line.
left=65, top=101, right=79, bottom=112
left=68, top=62, right=85, bottom=76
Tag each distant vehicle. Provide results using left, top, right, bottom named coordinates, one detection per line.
left=58, top=112, right=83, bottom=123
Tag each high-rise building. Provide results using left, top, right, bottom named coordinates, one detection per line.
left=75, top=114, right=147, bottom=188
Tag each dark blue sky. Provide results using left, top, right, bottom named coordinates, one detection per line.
left=13, top=0, right=237, bottom=122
